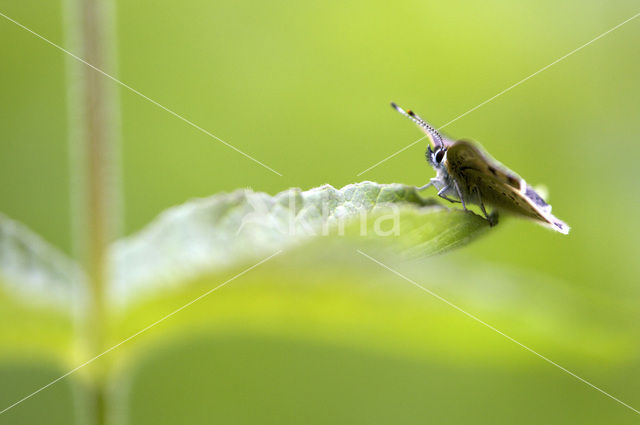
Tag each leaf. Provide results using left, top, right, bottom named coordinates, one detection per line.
left=0, top=213, right=83, bottom=360
left=111, top=249, right=634, bottom=380
left=0, top=182, right=491, bottom=365
left=109, top=182, right=491, bottom=305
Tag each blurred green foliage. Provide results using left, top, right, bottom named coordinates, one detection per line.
left=1, top=0, right=639, bottom=423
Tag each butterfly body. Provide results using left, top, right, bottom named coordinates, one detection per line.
left=392, top=102, right=569, bottom=234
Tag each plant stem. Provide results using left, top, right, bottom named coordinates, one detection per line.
left=64, top=0, right=121, bottom=423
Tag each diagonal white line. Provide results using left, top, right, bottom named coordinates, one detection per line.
left=357, top=11, right=640, bottom=176
left=437, top=11, right=640, bottom=131
left=0, top=250, right=281, bottom=415
left=0, top=11, right=283, bottom=177
left=357, top=134, right=427, bottom=176
left=357, top=249, right=640, bottom=416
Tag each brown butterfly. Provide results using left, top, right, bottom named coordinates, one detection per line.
left=391, top=102, right=569, bottom=234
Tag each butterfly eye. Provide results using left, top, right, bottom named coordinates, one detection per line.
left=435, top=149, right=445, bottom=163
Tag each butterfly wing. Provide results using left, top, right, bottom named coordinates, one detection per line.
left=446, top=141, right=569, bottom=234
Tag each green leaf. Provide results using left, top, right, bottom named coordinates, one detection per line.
left=109, top=182, right=490, bottom=304
left=0, top=182, right=491, bottom=366
left=0, top=213, right=82, bottom=361
left=111, top=249, right=634, bottom=381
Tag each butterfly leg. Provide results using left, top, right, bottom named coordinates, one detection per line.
left=437, top=186, right=461, bottom=204
left=475, top=189, right=489, bottom=220
left=453, top=180, right=467, bottom=211
left=417, top=178, right=437, bottom=191
left=473, top=187, right=498, bottom=226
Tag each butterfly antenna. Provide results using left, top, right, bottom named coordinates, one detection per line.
left=390, top=102, right=444, bottom=148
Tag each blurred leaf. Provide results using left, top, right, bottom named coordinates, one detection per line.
left=110, top=248, right=635, bottom=386
left=109, top=182, right=491, bottom=305
left=0, top=213, right=83, bottom=361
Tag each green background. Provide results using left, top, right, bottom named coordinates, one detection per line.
left=1, top=0, right=639, bottom=423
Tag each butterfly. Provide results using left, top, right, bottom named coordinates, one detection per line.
left=391, top=102, right=570, bottom=234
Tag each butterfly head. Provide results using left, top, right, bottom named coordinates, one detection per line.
left=426, top=145, right=447, bottom=169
